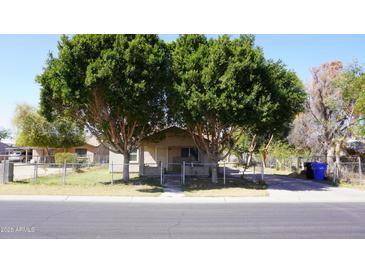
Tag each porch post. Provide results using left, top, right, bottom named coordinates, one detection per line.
left=139, top=145, right=144, bottom=176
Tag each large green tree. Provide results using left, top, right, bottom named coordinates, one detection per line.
left=337, top=62, right=365, bottom=136
left=37, top=35, right=170, bottom=182
left=0, top=128, right=11, bottom=142
left=289, top=61, right=365, bottom=166
left=13, top=104, right=85, bottom=152
left=171, top=35, right=305, bottom=182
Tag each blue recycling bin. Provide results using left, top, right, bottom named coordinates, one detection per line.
left=311, top=162, right=327, bottom=180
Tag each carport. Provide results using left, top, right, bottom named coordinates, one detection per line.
left=5, top=147, right=33, bottom=163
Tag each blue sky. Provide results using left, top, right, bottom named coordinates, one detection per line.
left=1, top=34, right=365, bottom=141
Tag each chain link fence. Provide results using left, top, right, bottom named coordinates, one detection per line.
left=3, top=153, right=364, bottom=187
left=334, top=160, right=365, bottom=184
left=263, top=154, right=365, bottom=185
left=0, top=154, right=109, bottom=165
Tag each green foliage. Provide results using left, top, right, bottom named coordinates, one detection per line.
left=13, top=104, right=55, bottom=147
left=337, top=62, right=365, bottom=114
left=171, top=35, right=305, bottom=131
left=55, top=152, right=75, bottom=164
left=170, top=35, right=305, bottom=182
left=37, top=35, right=170, bottom=151
left=37, top=34, right=306, bottom=183
left=336, top=61, right=365, bottom=137
left=0, top=128, right=11, bottom=142
left=37, top=34, right=170, bottom=182
left=261, top=140, right=296, bottom=159
left=170, top=34, right=305, bottom=153
left=232, top=131, right=254, bottom=156
left=13, top=104, right=85, bottom=149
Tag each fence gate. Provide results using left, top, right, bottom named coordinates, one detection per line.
left=163, top=163, right=184, bottom=186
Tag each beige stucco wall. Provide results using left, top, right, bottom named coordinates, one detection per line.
left=109, top=151, right=140, bottom=173
left=108, top=128, right=211, bottom=173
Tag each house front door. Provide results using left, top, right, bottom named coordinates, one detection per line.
left=167, top=146, right=182, bottom=173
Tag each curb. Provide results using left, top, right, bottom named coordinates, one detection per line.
left=1, top=194, right=365, bottom=203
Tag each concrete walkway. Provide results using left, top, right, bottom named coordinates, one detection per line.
left=159, top=174, right=184, bottom=198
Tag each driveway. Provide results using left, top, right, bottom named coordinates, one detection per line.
left=264, top=174, right=365, bottom=202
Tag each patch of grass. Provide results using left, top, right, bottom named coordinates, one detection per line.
left=337, top=181, right=365, bottom=191
left=183, top=177, right=268, bottom=197
left=1, top=166, right=163, bottom=196
left=16, top=166, right=126, bottom=186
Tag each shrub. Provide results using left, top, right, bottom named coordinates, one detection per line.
left=55, top=152, right=75, bottom=164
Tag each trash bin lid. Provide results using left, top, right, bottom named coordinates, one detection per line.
left=311, top=162, right=327, bottom=169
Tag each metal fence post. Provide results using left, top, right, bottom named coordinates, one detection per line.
left=111, top=161, right=114, bottom=185
left=182, top=161, right=185, bottom=185
left=34, top=162, right=38, bottom=182
left=36, top=161, right=38, bottom=181
left=2, top=160, right=6, bottom=184
left=333, top=162, right=337, bottom=184
left=62, top=160, right=66, bottom=185
left=160, top=162, right=163, bottom=186
left=223, top=162, right=226, bottom=185
left=359, top=157, right=362, bottom=184
left=261, top=160, right=264, bottom=181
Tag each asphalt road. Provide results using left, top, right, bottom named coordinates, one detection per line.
left=1, top=201, right=365, bottom=238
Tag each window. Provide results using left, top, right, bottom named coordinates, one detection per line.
left=181, top=147, right=199, bottom=161
left=130, top=148, right=137, bottom=162
left=190, top=147, right=198, bottom=160
left=181, top=147, right=190, bottom=158
left=75, top=148, right=87, bottom=157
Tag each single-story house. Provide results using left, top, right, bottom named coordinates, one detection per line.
left=0, top=142, right=11, bottom=161
left=32, top=135, right=109, bottom=163
left=109, top=126, right=238, bottom=176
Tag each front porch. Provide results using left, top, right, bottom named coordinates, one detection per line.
left=109, top=126, right=211, bottom=176
left=142, top=145, right=209, bottom=176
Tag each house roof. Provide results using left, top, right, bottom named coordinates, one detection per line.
left=142, top=126, right=190, bottom=143
left=85, top=135, right=102, bottom=147
left=0, top=142, right=10, bottom=154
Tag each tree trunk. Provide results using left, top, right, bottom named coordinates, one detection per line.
left=247, top=151, right=253, bottom=168
left=335, top=142, right=341, bottom=163
left=335, top=141, right=342, bottom=175
left=242, top=151, right=253, bottom=177
left=262, top=150, right=267, bottom=168
left=326, top=145, right=335, bottom=172
left=123, top=153, right=130, bottom=183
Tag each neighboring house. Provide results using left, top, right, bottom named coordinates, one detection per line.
left=0, top=142, right=11, bottom=161
left=109, top=126, right=238, bottom=176
left=0, top=142, right=10, bottom=155
left=32, top=135, right=109, bottom=163
left=345, top=139, right=365, bottom=156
